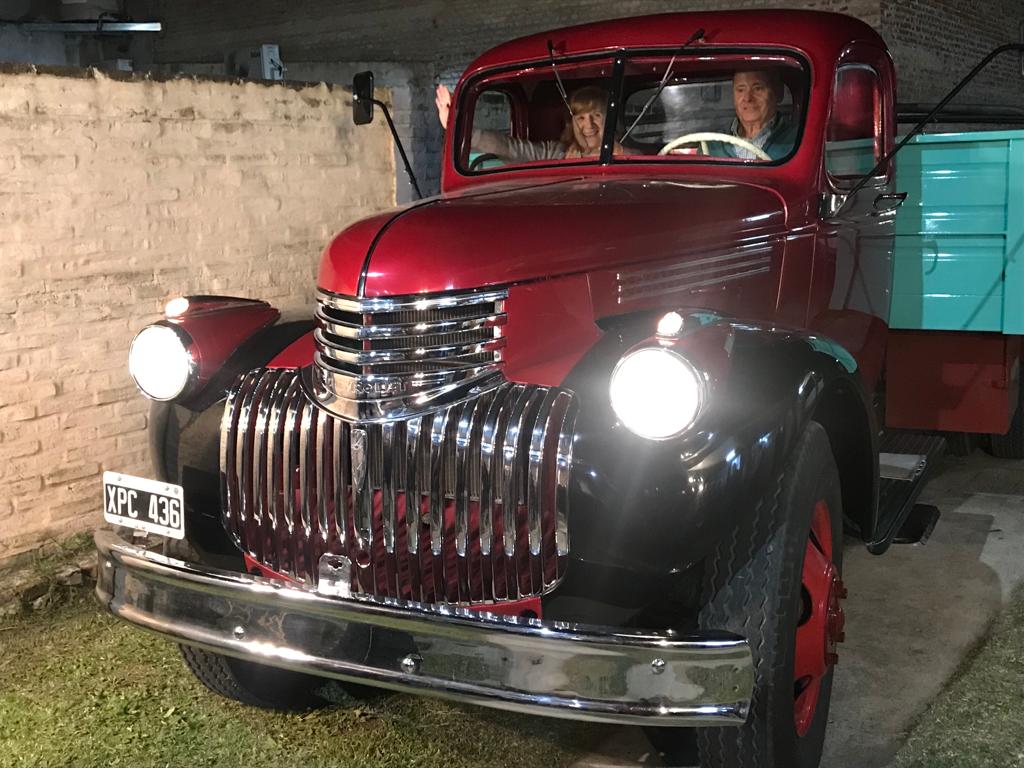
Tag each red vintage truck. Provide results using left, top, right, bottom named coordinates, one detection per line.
left=95, top=10, right=1024, bottom=768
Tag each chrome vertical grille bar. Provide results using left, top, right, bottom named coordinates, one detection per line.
left=313, top=411, right=329, bottom=544
left=442, top=406, right=461, bottom=602
left=454, top=401, right=473, bottom=559
left=264, top=372, right=291, bottom=570
left=554, top=395, right=576, bottom=559
left=516, top=390, right=544, bottom=596
left=419, top=412, right=437, bottom=600
left=501, top=388, right=530, bottom=557
left=464, top=394, right=489, bottom=602
left=500, top=387, right=531, bottom=601
left=252, top=372, right=275, bottom=535
left=381, top=422, right=396, bottom=554
left=332, top=414, right=347, bottom=547
left=453, top=399, right=475, bottom=601
left=388, top=420, right=405, bottom=598
left=220, top=370, right=257, bottom=541
left=428, top=410, right=448, bottom=559
left=234, top=372, right=264, bottom=538
left=299, top=404, right=315, bottom=539
left=369, top=423, right=384, bottom=591
left=527, top=389, right=559, bottom=558
left=405, top=417, right=421, bottom=557
left=302, top=401, right=320, bottom=580
left=405, top=415, right=424, bottom=602
left=353, top=426, right=372, bottom=552
left=223, top=369, right=575, bottom=603
left=487, top=386, right=516, bottom=600
left=282, top=382, right=303, bottom=536
left=478, top=392, right=501, bottom=559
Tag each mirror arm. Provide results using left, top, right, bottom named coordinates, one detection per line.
left=372, top=97, right=423, bottom=200
left=835, top=43, right=1024, bottom=218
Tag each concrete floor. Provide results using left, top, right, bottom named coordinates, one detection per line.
left=571, top=450, right=1024, bottom=768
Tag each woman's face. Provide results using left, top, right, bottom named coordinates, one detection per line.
left=572, top=108, right=606, bottom=154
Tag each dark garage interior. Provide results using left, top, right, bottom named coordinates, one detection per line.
left=2, top=2, right=1024, bottom=767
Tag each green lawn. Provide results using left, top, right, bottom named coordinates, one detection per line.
left=0, top=593, right=599, bottom=768
left=7, top=579, right=1024, bottom=767
left=890, top=581, right=1024, bottom=768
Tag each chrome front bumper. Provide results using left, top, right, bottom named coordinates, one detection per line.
left=95, top=530, right=753, bottom=726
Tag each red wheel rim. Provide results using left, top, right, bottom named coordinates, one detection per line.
left=793, top=499, right=846, bottom=737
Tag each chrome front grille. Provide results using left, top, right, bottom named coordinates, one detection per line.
left=312, top=288, right=507, bottom=421
left=221, top=368, right=576, bottom=604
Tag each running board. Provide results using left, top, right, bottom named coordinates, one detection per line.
left=891, top=503, right=941, bottom=546
left=867, top=433, right=946, bottom=554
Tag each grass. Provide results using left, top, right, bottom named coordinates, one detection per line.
left=0, top=592, right=600, bottom=768
left=891, top=580, right=1024, bottom=768
left=10, top=563, right=1024, bottom=768
left=26, top=533, right=95, bottom=578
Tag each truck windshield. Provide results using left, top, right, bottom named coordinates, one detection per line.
left=456, top=52, right=808, bottom=174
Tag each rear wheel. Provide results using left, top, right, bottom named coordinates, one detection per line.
left=180, top=645, right=328, bottom=711
left=988, top=377, right=1024, bottom=459
left=691, top=421, right=846, bottom=768
left=944, top=431, right=976, bottom=457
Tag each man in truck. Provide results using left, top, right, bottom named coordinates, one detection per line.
left=436, top=68, right=796, bottom=162
left=709, top=68, right=798, bottom=160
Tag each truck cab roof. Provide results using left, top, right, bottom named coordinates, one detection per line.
left=464, top=10, right=886, bottom=76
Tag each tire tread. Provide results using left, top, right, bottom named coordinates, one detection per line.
left=179, top=644, right=323, bottom=711
left=696, top=422, right=842, bottom=768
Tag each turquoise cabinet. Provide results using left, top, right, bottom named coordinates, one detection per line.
left=891, top=131, right=1024, bottom=334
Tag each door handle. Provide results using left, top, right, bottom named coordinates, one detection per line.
left=872, top=192, right=908, bottom=215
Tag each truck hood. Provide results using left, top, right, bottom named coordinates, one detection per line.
left=318, top=178, right=788, bottom=297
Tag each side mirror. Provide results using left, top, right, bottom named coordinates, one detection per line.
left=353, top=71, right=375, bottom=125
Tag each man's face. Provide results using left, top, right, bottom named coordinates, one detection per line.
left=732, top=71, right=780, bottom=130
left=572, top=108, right=605, bottom=154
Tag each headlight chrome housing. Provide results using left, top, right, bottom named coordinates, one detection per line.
left=128, top=324, right=197, bottom=402
left=609, top=347, right=705, bottom=440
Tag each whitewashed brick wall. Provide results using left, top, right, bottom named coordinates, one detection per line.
left=0, top=67, right=395, bottom=565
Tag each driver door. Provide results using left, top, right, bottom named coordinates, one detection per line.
left=813, top=51, right=900, bottom=392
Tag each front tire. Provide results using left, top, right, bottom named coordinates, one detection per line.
left=180, top=645, right=327, bottom=711
left=695, top=421, right=846, bottom=768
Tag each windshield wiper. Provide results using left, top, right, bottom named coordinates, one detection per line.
left=547, top=39, right=574, bottom=118
left=620, top=27, right=705, bottom=143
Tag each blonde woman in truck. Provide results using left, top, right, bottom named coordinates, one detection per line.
left=434, top=83, right=623, bottom=162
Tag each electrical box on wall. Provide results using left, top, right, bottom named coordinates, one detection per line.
left=226, top=44, right=285, bottom=80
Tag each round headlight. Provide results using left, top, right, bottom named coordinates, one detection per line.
left=609, top=347, right=704, bottom=440
left=128, top=324, right=196, bottom=401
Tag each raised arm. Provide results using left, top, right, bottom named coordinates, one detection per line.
left=434, top=83, right=563, bottom=162
left=435, top=84, right=451, bottom=129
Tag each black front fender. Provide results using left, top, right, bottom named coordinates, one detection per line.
left=560, top=314, right=878, bottom=581
left=148, top=320, right=314, bottom=566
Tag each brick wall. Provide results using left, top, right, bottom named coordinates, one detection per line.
left=138, top=0, right=881, bottom=72
left=0, top=67, right=395, bottom=565
left=146, top=59, right=442, bottom=200
left=276, top=62, right=440, bottom=203
left=882, top=0, right=1024, bottom=107
left=137, top=0, right=1022, bottom=115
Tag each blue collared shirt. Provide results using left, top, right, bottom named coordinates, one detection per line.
left=714, top=112, right=797, bottom=161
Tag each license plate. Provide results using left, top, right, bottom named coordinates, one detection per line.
left=103, top=471, right=185, bottom=539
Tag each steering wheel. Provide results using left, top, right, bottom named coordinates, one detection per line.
left=469, top=153, right=502, bottom=171
left=659, top=132, right=772, bottom=162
